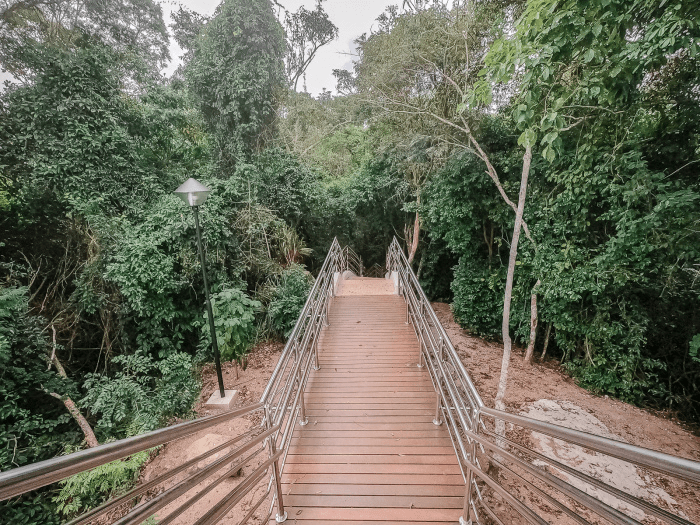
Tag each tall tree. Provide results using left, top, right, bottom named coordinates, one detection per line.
left=0, top=0, right=169, bottom=81
left=186, top=0, right=285, bottom=168
left=281, top=1, right=338, bottom=91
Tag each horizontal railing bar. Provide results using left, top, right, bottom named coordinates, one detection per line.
left=465, top=459, right=548, bottom=525
left=155, top=447, right=264, bottom=525
left=261, top=239, right=340, bottom=404
left=487, top=455, right=592, bottom=525
left=480, top=428, right=693, bottom=525
left=0, top=402, right=264, bottom=501
left=467, top=428, right=640, bottom=525
left=194, top=450, right=283, bottom=525
left=67, top=425, right=261, bottom=525
left=237, top=485, right=271, bottom=525
left=480, top=407, right=700, bottom=484
left=113, top=423, right=278, bottom=525
left=388, top=239, right=483, bottom=409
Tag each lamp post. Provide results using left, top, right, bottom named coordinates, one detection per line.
left=175, top=178, right=233, bottom=407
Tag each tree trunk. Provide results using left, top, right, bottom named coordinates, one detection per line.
left=495, top=145, right=532, bottom=431
left=49, top=393, right=99, bottom=448
left=524, top=279, right=541, bottom=364
left=49, top=326, right=99, bottom=448
left=407, top=210, right=420, bottom=265
left=541, top=322, right=552, bottom=360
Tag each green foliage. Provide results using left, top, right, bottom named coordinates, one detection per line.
left=690, top=335, right=700, bottom=365
left=0, top=41, right=167, bottom=218
left=186, top=0, right=286, bottom=166
left=267, top=265, right=313, bottom=339
left=54, top=450, right=150, bottom=518
left=202, top=287, right=261, bottom=363
left=451, top=258, right=505, bottom=338
left=81, top=353, right=199, bottom=440
left=0, top=286, right=78, bottom=523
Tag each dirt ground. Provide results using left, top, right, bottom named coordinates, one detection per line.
left=430, top=302, right=700, bottom=524
left=135, top=341, right=284, bottom=525
left=132, top=302, right=699, bottom=524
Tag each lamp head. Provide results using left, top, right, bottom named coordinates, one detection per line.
left=174, top=178, right=211, bottom=207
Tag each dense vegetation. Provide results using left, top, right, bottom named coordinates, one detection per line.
left=0, top=0, right=697, bottom=521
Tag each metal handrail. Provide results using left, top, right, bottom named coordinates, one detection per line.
left=258, top=237, right=348, bottom=523
left=0, top=238, right=352, bottom=525
left=385, top=236, right=699, bottom=525
left=0, top=402, right=264, bottom=501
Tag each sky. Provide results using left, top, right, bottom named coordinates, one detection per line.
left=160, top=0, right=397, bottom=95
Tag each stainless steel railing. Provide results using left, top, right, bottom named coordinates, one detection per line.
left=0, top=237, right=353, bottom=525
left=342, top=245, right=363, bottom=276
left=386, top=236, right=700, bottom=525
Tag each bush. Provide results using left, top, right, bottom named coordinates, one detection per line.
left=81, top=352, right=199, bottom=440
left=267, top=265, right=313, bottom=339
left=202, top=286, right=261, bottom=363
left=54, top=450, right=150, bottom=518
left=451, top=258, right=504, bottom=338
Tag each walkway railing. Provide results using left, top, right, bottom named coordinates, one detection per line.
left=0, top=237, right=353, bottom=525
left=386, top=236, right=700, bottom=525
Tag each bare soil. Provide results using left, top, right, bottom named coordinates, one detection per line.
left=133, top=302, right=700, bottom=524
left=431, top=301, right=700, bottom=523
left=136, top=341, right=284, bottom=525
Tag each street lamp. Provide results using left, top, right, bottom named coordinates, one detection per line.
left=174, top=178, right=236, bottom=409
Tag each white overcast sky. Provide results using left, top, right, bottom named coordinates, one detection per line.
left=160, top=0, right=398, bottom=95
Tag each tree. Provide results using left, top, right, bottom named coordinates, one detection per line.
left=475, top=0, right=700, bottom=412
left=0, top=0, right=169, bottom=81
left=186, top=0, right=286, bottom=168
left=282, top=1, right=338, bottom=91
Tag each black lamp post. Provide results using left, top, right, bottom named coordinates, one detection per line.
left=174, top=178, right=226, bottom=399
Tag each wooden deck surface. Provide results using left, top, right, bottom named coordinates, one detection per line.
left=276, top=284, right=464, bottom=523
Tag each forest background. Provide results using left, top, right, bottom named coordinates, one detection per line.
left=0, top=0, right=698, bottom=522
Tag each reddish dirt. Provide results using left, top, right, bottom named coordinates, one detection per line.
left=431, top=301, right=700, bottom=523
left=136, top=341, right=284, bottom=525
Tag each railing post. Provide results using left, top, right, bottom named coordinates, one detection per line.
left=460, top=411, right=479, bottom=525
left=298, top=377, right=309, bottom=427
left=433, top=390, right=442, bottom=426
left=265, top=406, right=287, bottom=523
left=313, top=332, right=320, bottom=371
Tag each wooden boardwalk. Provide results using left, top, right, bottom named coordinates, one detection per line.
left=277, top=279, right=464, bottom=524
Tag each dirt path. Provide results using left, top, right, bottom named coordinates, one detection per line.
left=431, top=302, right=700, bottom=523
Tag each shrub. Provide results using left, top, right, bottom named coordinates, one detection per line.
left=81, top=352, right=199, bottom=440
left=54, top=450, right=150, bottom=518
left=202, top=286, right=261, bottom=363
left=267, top=265, right=313, bottom=339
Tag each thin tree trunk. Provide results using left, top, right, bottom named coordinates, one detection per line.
left=49, top=326, right=99, bottom=448
left=541, top=322, right=552, bottom=360
left=524, top=279, right=541, bottom=364
left=407, top=210, right=420, bottom=265
left=495, top=145, right=532, bottom=431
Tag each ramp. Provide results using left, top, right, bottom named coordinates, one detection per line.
left=278, top=281, right=464, bottom=523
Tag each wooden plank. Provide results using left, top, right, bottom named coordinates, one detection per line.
left=285, top=495, right=463, bottom=508
left=271, top=507, right=462, bottom=521
left=280, top=473, right=464, bottom=485
left=281, top=293, right=464, bottom=524
left=284, top=484, right=463, bottom=497
left=283, top=463, right=462, bottom=475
